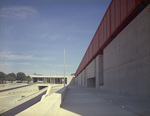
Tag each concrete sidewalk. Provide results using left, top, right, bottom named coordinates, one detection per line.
left=57, top=85, right=150, bottom=116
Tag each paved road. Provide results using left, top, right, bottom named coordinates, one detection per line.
left=0, top=85, right=64, bottom=116
left=0, top=85, right=30, bottom=92
left=0, top=91, right=46, bottom=116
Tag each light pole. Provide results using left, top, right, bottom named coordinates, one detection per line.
left=64, top=48, right=66, bottom=87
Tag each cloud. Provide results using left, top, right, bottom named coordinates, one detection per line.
left=0, top=57, right=71, bottom=75
left=49, top=64, right=71, bottom=68
left=0, top=6, right=39, bottom=19
left=0, top=51, right=56, bottom=61
left=40, top=33, right=62, bottom=40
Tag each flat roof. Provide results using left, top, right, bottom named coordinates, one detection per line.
left=30, top=75, right=71, bottom=78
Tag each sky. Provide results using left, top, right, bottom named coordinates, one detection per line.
left=0, top=0, right=111, bottom=76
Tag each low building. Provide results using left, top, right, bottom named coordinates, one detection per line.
left=30, top=75, right=74, bottom=85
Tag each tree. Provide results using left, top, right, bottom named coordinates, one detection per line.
left=7, top=73, right=16, bottom=83
left=0, top=72, right=6, bottom=83
left=16, top=72, right=26, bottom=82
left=6, top=73, right=16, bottom=83
left=8, top=73, right=17, bottom=80
left=6, top=75, right=16, bottom=83
left=26, top=76, right=32, bottom=83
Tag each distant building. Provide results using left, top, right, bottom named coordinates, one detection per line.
left=30, top=75, right=73, bottom=85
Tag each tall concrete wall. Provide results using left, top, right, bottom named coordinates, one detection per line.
left=75, top=59, right=96, bottom=87
left=77, top=73, right=82, bottom=86
left=96, top=55, right=103, bottom=89
left=85, top=59, right=96, bottom=79
left=75, top=4, right=150, bottom=97
left=103, top=4, right=150, bottom=97
left=75, top=55, right=103, bottom=88
left=81, top=70, right=85, bottom=86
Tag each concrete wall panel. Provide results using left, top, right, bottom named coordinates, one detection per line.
left=137, top=56, right=150, bottom=96
left=119, top=21, right=137, bottom=65
left=78, top=73, right=82, bottom=86
left=96, top=55, right=103, bottom=89
left=76, top=73, right=82, bottom=86
left=84, top=68, right=87, bottom=86
left=120, top=61, right=137, bottom=95
left=81, top=70, right=85, bottom=86
left=104, top=67, right=120, bottom=94
left=85, top=59, right=96, bottom=79
left=104, top=35, right=120, bottom=71
left=96, top=55, right=100, bottom=89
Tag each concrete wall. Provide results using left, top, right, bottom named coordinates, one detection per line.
left=86, top=59, right=96, bottom=87
left=75, top=5, right=150, bottom=97
left=85, top=59, right=96, bottom=79
left=84, top=67, right=87, bottom=86
left=96, top=55, right=103, bottom=89
left=76, top=58, right=96, bottom=87
left=75, top=54, right=103, bottom=88
left=103, top=4, right=150, bottom=97
left=76, top=73, right=82, bottom=86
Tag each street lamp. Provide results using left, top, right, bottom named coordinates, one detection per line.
left=64, top=48, right=66, bottom=87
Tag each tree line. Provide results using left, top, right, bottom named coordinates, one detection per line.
left=0, top=72, right=32, bottom=84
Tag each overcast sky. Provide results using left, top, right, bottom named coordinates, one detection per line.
left=0, top=0, right=111, bottom=76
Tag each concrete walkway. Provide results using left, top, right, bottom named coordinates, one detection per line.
left=57, top=85, right=150, bottom=116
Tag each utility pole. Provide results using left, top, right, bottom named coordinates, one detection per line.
left=64, top=48, right=66, bottom=87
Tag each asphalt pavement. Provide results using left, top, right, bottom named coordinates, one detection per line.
left=0, top=91, right=46, bottom=116
left=0, top=85, right=30, bottom=92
